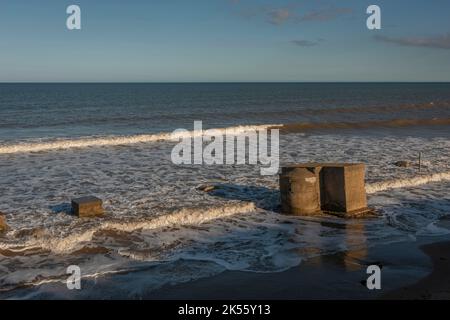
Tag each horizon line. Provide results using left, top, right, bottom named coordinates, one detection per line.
left=1, top=81, right=450, bottom=84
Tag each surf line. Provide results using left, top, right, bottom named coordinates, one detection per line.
left=171, top=121, right=280, bottom=176
left=0, top=124, right=281, bottom=155
left=366, top=171, right=450, bottom=194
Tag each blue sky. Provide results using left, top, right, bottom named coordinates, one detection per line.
left=0, top=0, right=449, bottom=82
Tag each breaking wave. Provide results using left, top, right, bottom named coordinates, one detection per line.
left=2, top=172, right=450, bottom=255
left=366, top=171, right=450, bottom=194
left=0, top=202, right=256, bottom=254
left=0, top=124, right=280, bottom=154
left=1, top=117, right=449, bottom=155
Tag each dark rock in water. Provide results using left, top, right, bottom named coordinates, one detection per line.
left=394, top=161, right=411, bottom=168
left=0, top=212, right=8, bottom=233
left=197, top=185, right=216, bottom=192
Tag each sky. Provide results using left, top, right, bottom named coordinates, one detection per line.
left=0, top=0, right=449, bottom=82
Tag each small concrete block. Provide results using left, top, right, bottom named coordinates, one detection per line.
left=71, top=196, right=104, bottom=218
left=320, top=163, right=368, bottom=214
left=0, top=213, right=8, bottom=232
left=280, top=164, right=322, bottom=215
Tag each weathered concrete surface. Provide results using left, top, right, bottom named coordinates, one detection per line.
left=320, top=163, right=368, bottom=214
left=280, top=163, right=369, bottom=217
left=280, top=165, right=322, bottom=215
left=0, top=213, right=8, bottom=232
left=71, top=196, right=104, bottom=218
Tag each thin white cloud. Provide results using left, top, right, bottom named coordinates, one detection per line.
left=267, top=8, right=294, bottom=25
left=298, top=7, right=352, bottom=22
left=230, top=2, right=351, bottom=26
left=291, top=39, right=322, bottom=47
left=375, top=34, right=450, bottom=50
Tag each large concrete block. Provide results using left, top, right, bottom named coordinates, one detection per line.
left=280, top=163, right=369, bottom=217
left=0, top=213, right=8, bottom=232
left=279, top=164, right=322, bottom=215
left=71, top=196, right=104, bottom=218
left=320, top=163, right=367, bottom=214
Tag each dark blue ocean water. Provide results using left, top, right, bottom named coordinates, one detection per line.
left=0, top=83, right=449, bottom=142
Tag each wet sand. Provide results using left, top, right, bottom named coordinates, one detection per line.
left=139, top=219, right=450, bottom=300
left=384, top=241, right=450, bottom=300
left=2, top=235, right=449, bottom=299
left=141, top=238, right=438, bottom=300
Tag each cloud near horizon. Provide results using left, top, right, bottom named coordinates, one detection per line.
left=234, top=3, right=352, bottom=26
left=298, top=7, right=352, bottom=22
left=267, top=8, right=294, bottom=25
left=267, top=7, right=352, bottom=25
left=291, top=39, right=323, bottom=47
left=374, top=34, right=450, bottom=50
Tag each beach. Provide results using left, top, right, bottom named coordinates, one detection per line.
left=2, top=0, right=450, bottom=304
left=146, top=237, right=450, bottom=300
left=3, top=233, right=449, bottom=299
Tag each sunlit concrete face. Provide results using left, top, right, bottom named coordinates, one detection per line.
left=280, top=165, right=322, bottom=216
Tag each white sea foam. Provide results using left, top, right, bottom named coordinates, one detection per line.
left=0, top=202, right=256, bottom=254
left=366, top=171, right=450, bottom=194
left=2, top=171, right=449, bottom=256
left=1, top=131, right=449, bottom=296
left=0, top=124, right=280, bottom=154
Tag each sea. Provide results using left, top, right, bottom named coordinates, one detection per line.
left=0, top=83, right=449, bottom=298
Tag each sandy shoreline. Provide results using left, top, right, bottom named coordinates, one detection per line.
left=143, top=238, right=450, bottom=300
left=5, top=234, right=450, bottom=299
left=383, top=240, right=450, bottom=299
left=1, top=228, right=449, bottom=300
left=141, top=237, right=441, bottom=300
